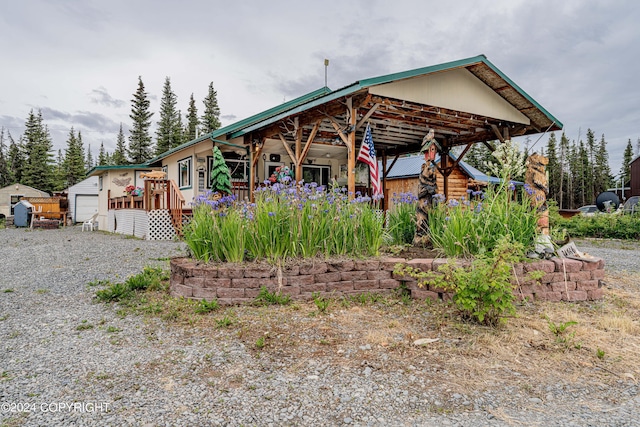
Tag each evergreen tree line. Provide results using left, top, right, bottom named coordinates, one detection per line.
left=0, top=77, right=221, bottom=194
left=463, top=130, right=637, bottom=210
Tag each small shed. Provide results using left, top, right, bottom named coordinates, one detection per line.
left=67, top=176, right=99, bottom=223
left=13, top=200, right=34, bottom=227
left=382, top=154, right=499, bottom=210
left=0, top=184, right=49, bottom=218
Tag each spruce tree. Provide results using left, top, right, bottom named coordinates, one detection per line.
left=112, top=123, right=128, bottom=165
left=155, top=77, right=181, bottom=155
left=201, top=82, right=221, bottom=134
left=128, top=76, right=154, bottom=163
left=594, top=134, right=611, bottom=195
left=173, top=110, right=184, bottom=148
left=558, top=132, right=570, bottom=209
left=0, top=127, right=12, bottom=187
left=545, top=132, right=560, bottom=205
left=209, top=146, right=232, bottom=195
left=621, top=138, right=634, bottom=185
left=186, top=93, right=199, bottom=142
left=53, top=149, right=67, bottom=191
left=85, top=141, right=94, bottom=171
left=21, top=110, right=55, bottom=193
left=98, top=142, right=108, bottom=166
left=63, top=127, right=86, bottom=187
left=7, top=131, right=24, bottom=184
left=585, top=129, right=596, bottom=199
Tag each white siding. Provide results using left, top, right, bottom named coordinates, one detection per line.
left=67, top=176, right=99, bottom=223
left=369, top=68, right=530, bottom=125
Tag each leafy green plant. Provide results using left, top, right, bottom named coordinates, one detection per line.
left=395, top=236, right=523, bottom=326
left=195, top=298, right=219, bottom=314
left=312, top=292, right=330, bottom=313
left=386, top=192, right=418, bottom=245
left=216, top=315, right=234, bottom=328
left=94, top=267, right=168, bottom=303
left=76, top=320, right=94, bottom=331
left=546, top=316, right=580, bottom=348
left=254, top=286, right=291, bottom=306
left=596, top=348, right=606, bottom=360
left=87, top=279, right=111, bottom=288
left=95, top=282, right=131, bottom=302
left=106, top=326, right=121, bottom=333
left=255, top=335, right=266, bottom=349
left=3, top=288, right=15, bottom=293
left=125, top=266, right=168, bottom=291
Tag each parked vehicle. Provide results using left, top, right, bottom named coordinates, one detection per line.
left=578, top=205, right=598, bottom=216
left=622, top=196, right=640, bottom=214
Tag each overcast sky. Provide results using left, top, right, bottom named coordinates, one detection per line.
left=1, top=0, right=638, bottom=176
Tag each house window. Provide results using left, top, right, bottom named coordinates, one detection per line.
left=302, top=165, right=330, bottom=186
left=162, top=165, right=168, bottom=175
left=208, top=155, right=248, bottom=188
left=178, top=157, right=192, bottom=189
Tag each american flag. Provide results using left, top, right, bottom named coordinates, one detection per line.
left=357, top=124, right=381, bottom=196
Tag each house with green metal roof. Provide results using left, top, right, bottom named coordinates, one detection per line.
left=149, top=54, right=560, bottom=206
left=90, top=54, right=561, bottom=237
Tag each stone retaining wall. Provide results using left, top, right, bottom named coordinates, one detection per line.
left=170, top=257, right=605, bottom=305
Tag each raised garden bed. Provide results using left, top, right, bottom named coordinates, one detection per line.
left=170, top=256, right=605, bottom=305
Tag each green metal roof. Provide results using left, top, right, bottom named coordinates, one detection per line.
left=147, top=86, right=332, bottom=164
left=144, top=55, right=561, bottom=165
left=230, top=54, right=562, bottom=138
left=87, top=164, right=151, bottom=176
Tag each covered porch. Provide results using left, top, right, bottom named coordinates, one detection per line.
left=229, top=55, right=560, bottom=207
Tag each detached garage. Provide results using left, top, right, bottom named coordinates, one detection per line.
left=68, top=176, right=99, bottom=224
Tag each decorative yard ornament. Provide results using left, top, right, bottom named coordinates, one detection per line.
left=210, top=146, right=232, bottom=195
left=414, top=129, right=439, bottom=246
left=268, top=165, right=294, bottom=183
left=420, top=128, right=439, bottom=163
left=525, top=153, right=549, bottom=235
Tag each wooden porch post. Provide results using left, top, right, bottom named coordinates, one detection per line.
left=249, top=142, right=260, bottom=203
left=381, top=149, right=387, bottom=211
left=347, top=97, right=356, bottom=199
left=294, top=118, right=303, bottom=183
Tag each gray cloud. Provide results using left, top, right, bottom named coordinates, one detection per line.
left=89, top=87, right=126, bottom=108
left=1, top=0, right=639, bottom=171
left=39, top=107, right=121, bottom=134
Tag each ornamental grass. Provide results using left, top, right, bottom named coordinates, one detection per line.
left=183, top=180, right=384, bottom=263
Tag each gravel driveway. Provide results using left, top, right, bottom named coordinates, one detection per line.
left=1, top=227, right=638, bottom=426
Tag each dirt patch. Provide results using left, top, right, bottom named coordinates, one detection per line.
left=144, top=269, right=640, bottom=398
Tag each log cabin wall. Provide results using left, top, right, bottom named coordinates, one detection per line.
left=385, top=162, right=471, bottom=211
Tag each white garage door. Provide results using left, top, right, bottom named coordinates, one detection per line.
left=75, top=195, right=99, bottom=223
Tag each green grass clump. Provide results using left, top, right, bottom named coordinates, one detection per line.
left=195, top=298, right=219, bottom=314
left=94, top=267, right=168, bottom=303
left=254, top=286, right=291, bottom=306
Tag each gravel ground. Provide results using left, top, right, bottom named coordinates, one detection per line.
left=1, top=227, right=639, bottom=427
